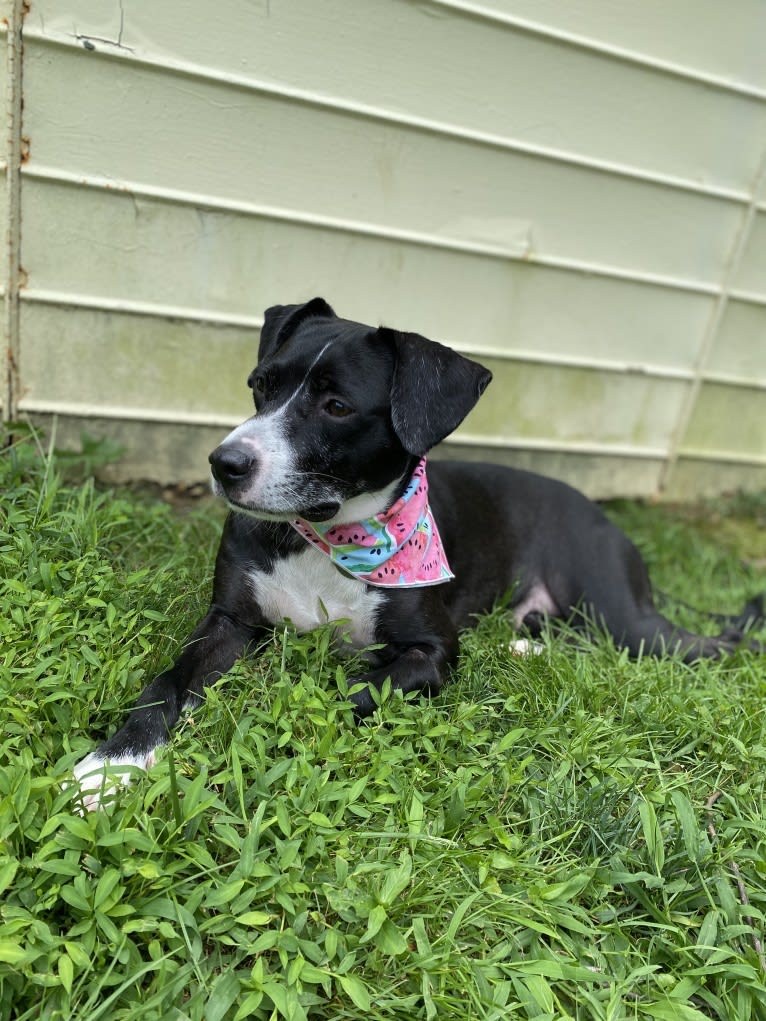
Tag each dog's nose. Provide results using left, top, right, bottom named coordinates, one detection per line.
left=209, top=445, right=255, bottom=485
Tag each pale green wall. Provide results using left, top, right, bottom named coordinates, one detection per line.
left=3, top=1, right=766, bottom=497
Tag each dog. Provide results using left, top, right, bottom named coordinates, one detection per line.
left=73, top=297, right=764, bottom=808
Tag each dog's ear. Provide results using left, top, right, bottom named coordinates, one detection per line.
left=258, top=297, right=336, bottom=362
left=381, top=327, right=492, bottom=456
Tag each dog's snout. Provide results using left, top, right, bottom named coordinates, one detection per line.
left=209, top=445, right=256, bottom=485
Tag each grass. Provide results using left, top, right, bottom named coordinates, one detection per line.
left=1, top=429, right=766, bottom=1021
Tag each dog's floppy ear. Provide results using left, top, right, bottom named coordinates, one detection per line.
left=381, top=327, right=492, bottom=456
left=258, top=297, right=336, bottom=362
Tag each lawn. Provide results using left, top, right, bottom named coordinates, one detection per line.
left=2, top=430, right=766, bottom=1021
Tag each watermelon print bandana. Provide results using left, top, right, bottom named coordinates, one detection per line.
left=292, top=459, right=454, bottom=588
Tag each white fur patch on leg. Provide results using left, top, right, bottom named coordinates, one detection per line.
left=509, top=638, right=544, bottom=658
left=71, top=749, right=157, bottom=812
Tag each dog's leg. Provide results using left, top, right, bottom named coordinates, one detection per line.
left=73, top=608, right=260, bottom=810
left=622, top=595, right=766, bottom=661
left=347, top=646, right=454, bottom=718
left=347, top=594, right=460, bottom=718
left=571, top=530, right=764, bottom=661
left=654, top=592, right=765, bottom=633
left=606, top=610, right=757, bottom=661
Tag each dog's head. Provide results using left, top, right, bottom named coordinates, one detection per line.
left=209, top=297, right=492, bottom=522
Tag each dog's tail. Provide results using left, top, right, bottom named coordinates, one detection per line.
left=655, top=590, right=765, bottom=633
left=732, top=593, right=766, bottom=632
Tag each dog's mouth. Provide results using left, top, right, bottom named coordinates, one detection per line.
left=218, top=491, right=342, bottom=524
left=299, top=500, right=343, bottom=522
left=210, top=470, right=343, bottom=522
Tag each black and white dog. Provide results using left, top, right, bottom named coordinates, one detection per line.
left=73, top=297, right=763, bottom=808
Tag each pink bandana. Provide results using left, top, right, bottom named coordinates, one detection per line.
left=292, top=459, right=454, bottom=588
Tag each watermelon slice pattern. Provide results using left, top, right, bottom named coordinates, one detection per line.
left=292, top=458, right=454, bottom=588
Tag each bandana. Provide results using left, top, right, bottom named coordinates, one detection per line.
left=292, top=459, right=454, bottom=588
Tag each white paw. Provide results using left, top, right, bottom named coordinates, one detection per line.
left=509, top=638, right=544, bottom=658
left=70, top=749, right=156, bottom=812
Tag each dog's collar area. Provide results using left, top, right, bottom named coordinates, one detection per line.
left=292, top=458, right=454, bottom=588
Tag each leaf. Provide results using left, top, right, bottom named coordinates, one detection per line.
left=696, top=910, right=719, bottom=959
left=379, top=852, right=412, bottom=906
left=57, top=954, right=74, bottom=996
left=64, top=942, right=90, bottom=969
left=249, top=930, right=280, bottom=953
left=520, top=974, right=554, bottom=1014
left=233, top=992, right=263, bottom=1021
left=235, top=911, right=273, bottom=927
left=0, top=859, right=19, bottom=896
left=408, top=791, right=424, bottom=837
left=496, top=727, right=527, bottom=753
left=671, top=790, right=702, bottom=861
left=308, top=812, right=333, bottom=827
left=537, top=872, right=592, bottom=903
left=445, top=892, right=481, bottom=942
left=94, top=868, right=121, bottom=910
left=81, top=646, right=101, bottom=668
left=137, top=862, right=161, bottom=880
left=338, top=974, right=371, bottom=1011
left=205, top=971, right=242, bottom=1021
left=412, top=917, right=432, bottom=958
left=362, top=905, right=388, bottom=943
left=324, top=929, right=339, bottom=962
left=142, top=609, right=169, bottom=621
left=374, top=918, right=408, bottom=956
left=39, top=814, right=70, bottom=840
left=262, top=982, right=287, bottom=1012
left=37, top=859, right=82, bottom=877
left=60, top=815, right=95, bottom=842
left=276, top=799, right=292, bottom=838
left=0, top=941, right=25, bottom=965
left=643, top=1002, right=711, bottom=1021
left=609, top=868, right=665, bottom=890
left=60, top=884, right=91, bottom=913
left=639, top=798, right=665, bottom=874
left=490, top=850, right=517, bottom=871
left=203, top=879, right=244, bottom=908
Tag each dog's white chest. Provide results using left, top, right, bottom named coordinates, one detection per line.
left=249, top=547, right=382, bottom=647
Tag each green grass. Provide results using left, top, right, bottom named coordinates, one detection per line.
left=2, top=431, right=766, bottom=1021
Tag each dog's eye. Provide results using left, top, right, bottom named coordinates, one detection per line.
left=324, top=398, right=353, bottom=418
left=253, top=376, right=266, bottom=394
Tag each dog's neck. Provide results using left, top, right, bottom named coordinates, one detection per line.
left=292, top=458, right=453, bottom=588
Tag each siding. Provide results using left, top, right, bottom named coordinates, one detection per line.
left=3, top=0, right=766, bottom=497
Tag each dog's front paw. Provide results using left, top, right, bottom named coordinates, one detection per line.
left=347, top=683, right=377, bottom=720
left=70, top=749, right=156, bottom=812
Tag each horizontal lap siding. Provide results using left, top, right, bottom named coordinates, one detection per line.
left=20, top=304, right=257, bottom=424
left=14, top=0, right=766, bottom=496
left=457, top=0, right=766, bottom=93
left=23, top=43, right=747, bottom=285
left=21, top=179, right=719, bottom=371
left=27, top=0, right=766, bottom=192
